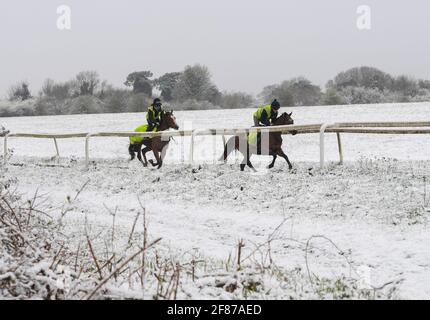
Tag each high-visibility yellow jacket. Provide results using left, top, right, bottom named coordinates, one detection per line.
left=146, top=105, right=164, bottom=126
left=253, top=104, right=276, bottom=126
left=254, top=104, right=272, bottom=120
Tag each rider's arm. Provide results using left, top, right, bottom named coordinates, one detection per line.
left=147, top=109, right=156, bottom=126
left=260, top=110, right=271, bottom=126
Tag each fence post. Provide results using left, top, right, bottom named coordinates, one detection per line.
left=336, top=132, right=343, bottom=165
left=189, top=130, right=194, bottom=164
left=53, top=138, right=60, bottom=159
left=189, top=130, right=202, bottom=164
left=222, top=133, right=226, bottom=163
left=85, top=134, right=92, bottom=168
left=319, top=123, right=329, bottom=169
left=3, top=134, right=8, bottom=165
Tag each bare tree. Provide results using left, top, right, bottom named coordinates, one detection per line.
left=8, top=81, right=31, bottom=101
left=75, top=71, right=100, bottom=96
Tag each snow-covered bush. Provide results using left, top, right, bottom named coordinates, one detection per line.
left=64, top=95, right=105, bottom=114
left=0, top=186, right=67, bottom=299
left=0, top=99, right=37, bottom=117
left=220, top=92, right=255, bottom=109
left=338, top=86, right=385, bottom=105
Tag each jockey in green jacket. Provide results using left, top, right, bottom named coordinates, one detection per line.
left=253, top=99, right=281, bottom=126
left=146, top=98, right=164, bottom=131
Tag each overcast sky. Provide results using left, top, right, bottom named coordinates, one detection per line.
left=0, top=0, right=429, bottom=98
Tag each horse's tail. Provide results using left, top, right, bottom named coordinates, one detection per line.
left=219, top=136, right=237, bottom=162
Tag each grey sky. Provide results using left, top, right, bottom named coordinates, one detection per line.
left=1, top=0, right=429, bottom=98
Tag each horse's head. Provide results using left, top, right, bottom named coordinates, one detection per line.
left=273, top=112, right=294, bottom=126
left=161, top=110, right=179, bottom=130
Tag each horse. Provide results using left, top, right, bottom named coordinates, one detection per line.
left=128, top=111, right=179, bottom=169
left=220, top=112, right=295, bottom=171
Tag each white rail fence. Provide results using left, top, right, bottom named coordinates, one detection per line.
left=3, top=121, right=430, bottom=168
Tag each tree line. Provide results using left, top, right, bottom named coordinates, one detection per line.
left=2, top=65, right=430, bottom=117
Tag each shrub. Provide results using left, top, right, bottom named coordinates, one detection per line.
left=65, top=95, right=105, bottom=114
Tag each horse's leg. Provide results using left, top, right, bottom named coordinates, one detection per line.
left=240, top=161, right=246, bottom=172
left=154, top=144, right=169, bottom=169
left=128, top=144, right=136, bottom=161
left=149, top=140, right=162, bottom=168
left=268, top=154, right=277, bottom=169
left=136, top=144, right=143, bottom=162
left=152, top=149, right=162, bottom=168
left=240, top=141, right=250, bottom=172
left=149, top=150, right=160, bottom=167
left=278, top=149, right=293, bottom=170
left=247, top=155, right=257, bottom=172
left=141, top=146, right=151, bottom=167
left=148, top=139, right=160, bottom=167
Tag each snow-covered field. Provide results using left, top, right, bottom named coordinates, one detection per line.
left=2, top=102, right=430, bottom=299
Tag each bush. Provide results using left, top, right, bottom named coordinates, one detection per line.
left=330, top=66, right=393, bottom=91
left=321, top=89, right=346, bottom=105
left=338, top=87, right=385, bottom=105
left=65, top=95, right=105, bottom=114
left=0, top=99, right=37, bottom=117
left=220, top=92, right=255, bottom=109
left=102, top=89, right=131, bottom=113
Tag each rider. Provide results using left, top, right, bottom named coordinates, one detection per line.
left=146, top=98, right=164, bottom=132
left=253, top=99, right=281, bottom=127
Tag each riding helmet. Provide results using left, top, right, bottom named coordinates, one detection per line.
left=271, top=99, right=281, bottom=110
left=153, top=98, right=162, bottom=107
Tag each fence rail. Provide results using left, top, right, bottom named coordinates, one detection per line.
left=3, top=121, right=430, bottom=168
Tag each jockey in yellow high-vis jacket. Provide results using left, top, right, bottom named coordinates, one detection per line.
left=146, top=98, right=164, bottom=131
left=253, top=99, right=281, bottom=126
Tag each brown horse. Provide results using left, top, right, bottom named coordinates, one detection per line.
left=128, top=111, right=179, bottom=169
left=220, top=112, right=295, bottom=171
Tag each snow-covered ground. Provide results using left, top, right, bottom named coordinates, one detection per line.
left=2, top=102, right=430, bottom=299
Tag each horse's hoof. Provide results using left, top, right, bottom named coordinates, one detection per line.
left=267, top=165, right=273, bottom=169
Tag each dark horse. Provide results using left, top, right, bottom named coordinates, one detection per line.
left=128, top=111, right=179, bottom=169
left=220, top=112, right=295, bottom=171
